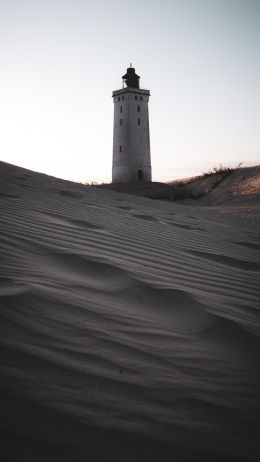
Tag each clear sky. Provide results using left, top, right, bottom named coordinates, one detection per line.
left=0, top=0, right=259, bottom=182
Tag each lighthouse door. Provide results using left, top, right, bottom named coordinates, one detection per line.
left=138, top=169, right=144, bottom=181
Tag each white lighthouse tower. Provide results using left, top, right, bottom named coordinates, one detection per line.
left=112, top=65, right=151, bottom=183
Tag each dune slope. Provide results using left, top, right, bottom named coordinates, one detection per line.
left=0, top=161, right=260, bottom=461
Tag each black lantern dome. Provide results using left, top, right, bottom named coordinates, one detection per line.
left=122, top=66, right=140, bottom=89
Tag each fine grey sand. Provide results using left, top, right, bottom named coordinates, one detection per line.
left=0, top=161, right=260, bottom=461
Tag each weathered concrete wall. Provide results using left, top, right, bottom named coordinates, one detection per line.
left=112, top=87, right=151, bottom=183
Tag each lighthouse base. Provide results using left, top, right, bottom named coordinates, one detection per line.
left=112, top=166, right=151, bottom=183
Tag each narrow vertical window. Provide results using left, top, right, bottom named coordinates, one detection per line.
left=120, top=119, right=122, bottom=126
left=118, top=97, right=120, bottom=101
left=120, top=106, right=122, bottom=113
left=119, top=146, right=122, bottom=152
left=122, top=96, right=125, bottom=100
left=138, top=118, right=140, bottom=125
left=137, top=105, right=140, bottom=112
left=140, top=96, right=143, bottom=101
left=135, top=95, right=137, bottom=100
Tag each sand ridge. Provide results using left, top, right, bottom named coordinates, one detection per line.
left=0, top=161, right=260, bottom=461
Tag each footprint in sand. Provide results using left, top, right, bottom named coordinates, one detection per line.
left=117, top=205, right=133, bottom=210
left=170, top=223, right=191, bottom=230
left=57, top=190, right=82, bottom=198
left=132, top=214, right=158, bottom=222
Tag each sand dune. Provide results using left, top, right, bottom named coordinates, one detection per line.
left=0, top=161, right=260, bottom=461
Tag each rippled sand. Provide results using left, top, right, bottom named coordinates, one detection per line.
left=0, top=162, right=260, bottom=461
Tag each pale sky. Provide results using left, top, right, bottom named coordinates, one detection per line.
left=0, top=0, right=259, bottom=183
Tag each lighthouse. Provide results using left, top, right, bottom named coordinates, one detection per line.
left=112, top=65, right=151, bottom=183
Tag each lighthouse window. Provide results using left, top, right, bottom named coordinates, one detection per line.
left=119, top=145, right=122, bottom=152
left=135, top=95, right=137, bottom=100
left=120, top=119, right=122, bottom=126
left=138, top=118, right=140, bottom=125
left=122, top=96, right=125, bottom=100
left=140, top=96, right=143, bottom=101
left=120, top=106, right=122, bottom=113
left=137, top=105, right=140, bottom=112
